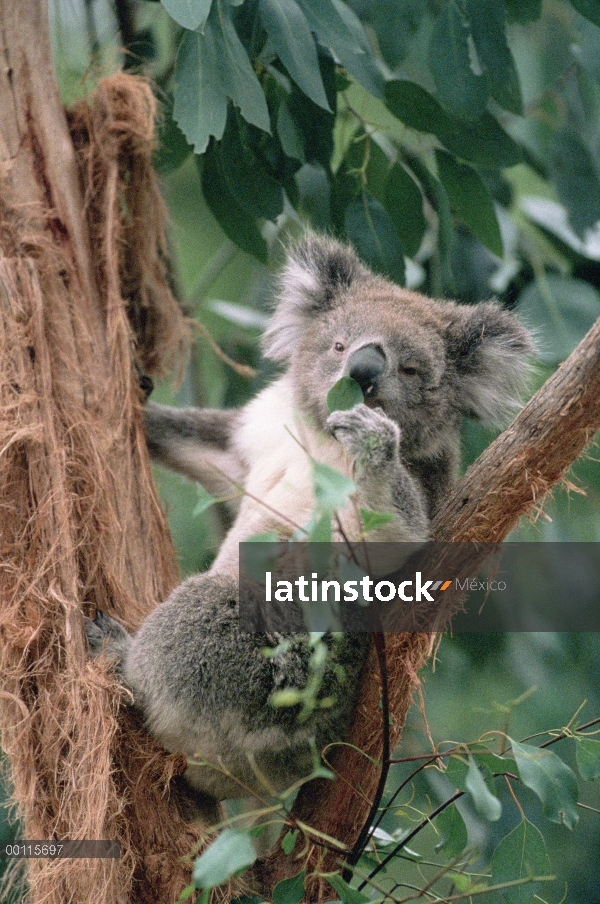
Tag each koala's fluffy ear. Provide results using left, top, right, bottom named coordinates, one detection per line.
left=263, top=235, right=367, bottom=361
left=445, top=302, right=534, bottom=425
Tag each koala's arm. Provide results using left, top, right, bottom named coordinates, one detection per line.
left=144, top=401, right=247, bottom=501
left=327, top=404, right=429, bottom=542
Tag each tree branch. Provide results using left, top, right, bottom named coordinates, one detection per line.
left=257, top=316, right=600, bottom=900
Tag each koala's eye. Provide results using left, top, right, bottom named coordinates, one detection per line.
left=334, top=342, right=345, bottom=353
left=401, top=365, right=418, bottom=376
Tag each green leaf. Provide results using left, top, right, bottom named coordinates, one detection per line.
left=407, top=156, right=455, bottom=289
left=161, top=0, right=213, bottom=31
left=219, top=113, right=284, bottom=221
left=344, top=193, right=405, bottom=285
left=511, top=740, right=579, bottom=829
left=272, top=870, right=306, bottom=904
left=326, top=376, right=364, bottom=413
left=192, top=829, right=256, bottom=889
left=436, top=802, right=468, bottom=859
left=429, top=0, right=488, bottom=122
left=491, top=818, right=551, bottom=904
left=466, top=0, right=523, bottom=114
left=549, top=128, right=600, bottom=238
left=575, top=735, right=600, bottom=781
left=312, top=462, right=355, bottom=514
left=442, top=756, right=469, bottom=792
left=465, top=755, right=502, bottom=821
left=384, top=163, right=427, bottom=259
left=469, top=747, right=518, bottom=777
left=154, top=95, right=194, bottom=174
left=384, top=80, right=522, bottom=168
left=281, top=829, right=298, bottom=855
left=287, top=54, right=337, bottom=169
left=174, top=27, right=227, bottom=153
left=241, top=534, right=281, bottom=581
left=259, top=0, right=330, bottom=110
left=359, top=508, right=394, bottom=533
left=571, top=0, right=600, bottom=27
left=436, top=150, right=503, bottom=257
left=201, top=145, right=268, bottom=262
left=516, top=275, right=600, bottom=367
left=277, top=101, right=305, bottom=162
left=214, top=1, right=271, bottom=131
left=326, top=873, right=370, bottom=904
left=192, top=486, right=219, bottom=517
left=297, top=0, right=385, bottom=100
left=505, top=0, right=542, bottom=22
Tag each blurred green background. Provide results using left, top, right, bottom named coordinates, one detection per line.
left=2, top=1, right=600, bottom=901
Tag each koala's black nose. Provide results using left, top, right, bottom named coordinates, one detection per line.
left=347, top=344, right=386, bottom=394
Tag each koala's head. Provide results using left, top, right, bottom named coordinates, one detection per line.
left=264, top=235, right=533, bottom=460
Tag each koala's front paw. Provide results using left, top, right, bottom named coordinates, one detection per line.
left=327, top=404, right=400, bottom=468
left=84, top=610, right=130, bottom=665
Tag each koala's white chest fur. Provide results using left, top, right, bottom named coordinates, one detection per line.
left=210, top=374, right=351, bottom=574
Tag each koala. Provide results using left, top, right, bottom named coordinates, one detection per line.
left=86, top=234, right=532, bottom=821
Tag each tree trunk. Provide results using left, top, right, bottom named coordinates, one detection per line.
left=0, top=4, right=205, bottom=903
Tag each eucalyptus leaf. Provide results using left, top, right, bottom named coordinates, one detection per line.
left=326, top=376, right=364, bottom=412
left=344, top=193, right=405, bottom=285
left=465, top=755, right=502, bottom=821
left=219, top=113, right=284, bottom=221
left=287, top=54, right=336, bottom=169
left=192, top=486, right=219, bottom=517
left=326, top=874, right=370, bottom=904
left=161, top=0, right=213, bottom=31
left=214, top=1, right=271, bottom=132
left=281, top=829, right=298, bottom=855
left=272, top=869, right=306, bottom=904
left=571, top=0, right=600, bottom=27
left=435, top=802, right=468, bottom=859
left=192, top=829, right=256, bottom=889
left=384, top=163, right=427, bottom=259
left=259, top=0, right=330, bottom=110
left=154, top=97, right=194, bottom=174
left=550, top=128, right=600, bottom=238
left=174, top=26, right=228, bottom=153
left=511, top=740, right=579, bottom=829
left=359, top=508, right=394, bottom=533
left=385, top=81, right=522, bottom=168
left=297, top=0, right=385, bottom=99
left=436, top=150, right=503, bottom=257
left=574, top=734, right=600, bottom=781
left=466, top=0, right=523, bottom=114
left=429, top=0, right=488, bottom=122
left=516, top=275, right=600, bottom=366
left=201, top=146, right=268, bottom=262
left=491, top=818, right=551, bottom=904
left=312, top=462, right=356, bottom=514
left=505, top=0, right=542, bottom=21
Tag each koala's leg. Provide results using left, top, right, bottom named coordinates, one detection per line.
left=143, top=401, right=246, bottom=500
left=327, top=403, right=429, bottom=541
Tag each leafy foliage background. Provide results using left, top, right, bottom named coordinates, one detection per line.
left=2, top=1, right=600, bottom=902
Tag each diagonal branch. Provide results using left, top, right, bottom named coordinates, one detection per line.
left=256, top=316, right=600, bottom=901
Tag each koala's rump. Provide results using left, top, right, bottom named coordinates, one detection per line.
left=124, top=573, right=368, bottom=800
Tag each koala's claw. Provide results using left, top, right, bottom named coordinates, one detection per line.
left=84, top=610, right=129, bottom=659
left=327, top=403, right=400, bottom=467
